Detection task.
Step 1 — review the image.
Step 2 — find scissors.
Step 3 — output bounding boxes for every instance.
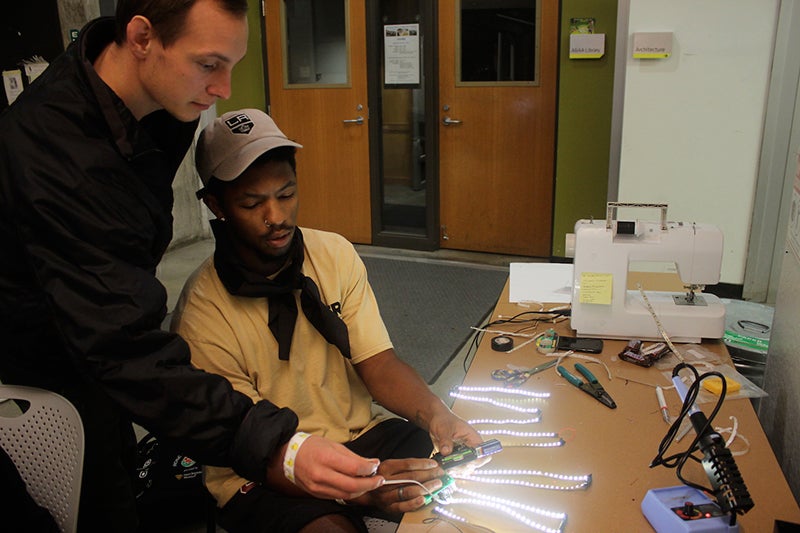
[557,363,617,409]
[491,359,557,387]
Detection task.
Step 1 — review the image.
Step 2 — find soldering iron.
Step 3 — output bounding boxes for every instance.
[670,364,754,521]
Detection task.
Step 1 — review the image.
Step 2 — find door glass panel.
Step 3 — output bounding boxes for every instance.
[459,0,537,84]
[378,0,427,235]
[284,0,348,86]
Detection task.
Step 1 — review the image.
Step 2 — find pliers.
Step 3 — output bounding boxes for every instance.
[557,363,617,409]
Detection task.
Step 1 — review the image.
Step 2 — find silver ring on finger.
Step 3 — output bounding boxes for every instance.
[398,486,405,501]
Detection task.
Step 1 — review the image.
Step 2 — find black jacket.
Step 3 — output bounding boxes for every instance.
[0,17,296,482]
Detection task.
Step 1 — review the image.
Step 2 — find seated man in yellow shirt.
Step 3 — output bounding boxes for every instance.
[171,108,481,532]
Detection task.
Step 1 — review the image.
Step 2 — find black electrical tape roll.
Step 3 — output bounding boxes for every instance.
[491,335,514,352]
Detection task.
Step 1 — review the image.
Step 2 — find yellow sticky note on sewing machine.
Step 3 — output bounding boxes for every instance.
[579,272,613,304]
[702,376,741,396]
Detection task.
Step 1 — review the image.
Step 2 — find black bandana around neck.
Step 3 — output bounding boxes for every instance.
[210,220,351,361]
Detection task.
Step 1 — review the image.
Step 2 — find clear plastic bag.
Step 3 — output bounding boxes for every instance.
[663,362,767,405]
[653,343,723,371]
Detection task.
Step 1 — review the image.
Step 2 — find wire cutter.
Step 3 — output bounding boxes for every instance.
[557,363,617,409]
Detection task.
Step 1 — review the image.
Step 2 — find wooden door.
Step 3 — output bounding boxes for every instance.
[438,0,557,256]
[264,0,371,243]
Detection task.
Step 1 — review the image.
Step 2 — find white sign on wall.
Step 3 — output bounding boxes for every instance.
[570,33,605,59]
[384,23,420,85]
[632,32,673,59]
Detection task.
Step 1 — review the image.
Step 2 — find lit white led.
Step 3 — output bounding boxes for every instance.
[433,486,567,533]
[455,487,567,520]
[431,506,470,527]
[502,440,565,448]
[468,417,541,425]
[448,392,541,413]
[477,430,559,439]
[476,432,565,447]
[450,386,547,413]
[454,468,592,491]
[452,385,550,398]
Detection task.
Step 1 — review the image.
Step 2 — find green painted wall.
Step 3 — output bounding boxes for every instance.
[219,0,266,115]
[552,0,617,257]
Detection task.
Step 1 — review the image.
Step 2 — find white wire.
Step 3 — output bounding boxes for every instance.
[549,352,613,380]
[381,478,436,497]
[716,416,751,456]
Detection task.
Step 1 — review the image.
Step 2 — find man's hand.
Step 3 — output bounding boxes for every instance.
[289,435,383,500]
[355,350,482,456]
[351,458,445,513]
[427,409,482,457]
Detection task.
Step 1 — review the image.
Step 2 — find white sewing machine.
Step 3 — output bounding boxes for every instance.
[570,203,725,343]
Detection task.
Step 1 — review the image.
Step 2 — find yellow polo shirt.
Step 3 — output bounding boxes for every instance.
[171,228,393,505]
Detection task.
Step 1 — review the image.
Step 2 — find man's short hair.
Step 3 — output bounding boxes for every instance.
[114,0,249,46]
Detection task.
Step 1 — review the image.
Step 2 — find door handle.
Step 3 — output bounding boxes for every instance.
[442,116,462,126]
[342,116,364,125]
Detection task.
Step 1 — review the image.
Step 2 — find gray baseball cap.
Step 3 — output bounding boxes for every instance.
[195,108,302,186]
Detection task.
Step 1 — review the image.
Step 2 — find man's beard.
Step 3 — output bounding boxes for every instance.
[251,225,295,272]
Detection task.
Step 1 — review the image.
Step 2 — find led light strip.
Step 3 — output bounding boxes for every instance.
[498,440,565,448]
[476,432,565,448]
[454,468,592,491]
[453,487,567,520]
[477,430,559,439]
[450,386,549,413]
[637,284,685,361]
[453,385,550,398]
[468,417,541,425]
[468,418,564,445]
[449,391,543,413]
[434,501,562,533]
[433,487,567,533]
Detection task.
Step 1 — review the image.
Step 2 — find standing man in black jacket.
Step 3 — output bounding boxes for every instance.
[0,1,388,530]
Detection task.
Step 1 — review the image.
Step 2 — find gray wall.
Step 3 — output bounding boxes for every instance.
[757,15,800,499]
[56,0,99,48]
[760,246,800,503]
[169,113,213,249]
[745,1,800,304]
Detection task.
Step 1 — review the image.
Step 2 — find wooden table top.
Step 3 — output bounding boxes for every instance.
[399,281,800,532]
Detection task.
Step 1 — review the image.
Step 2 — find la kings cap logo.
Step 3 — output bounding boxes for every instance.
[225,113,254,134]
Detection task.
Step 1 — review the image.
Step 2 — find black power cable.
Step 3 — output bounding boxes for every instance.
[650,363,754,525]
[462,309,571,374]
